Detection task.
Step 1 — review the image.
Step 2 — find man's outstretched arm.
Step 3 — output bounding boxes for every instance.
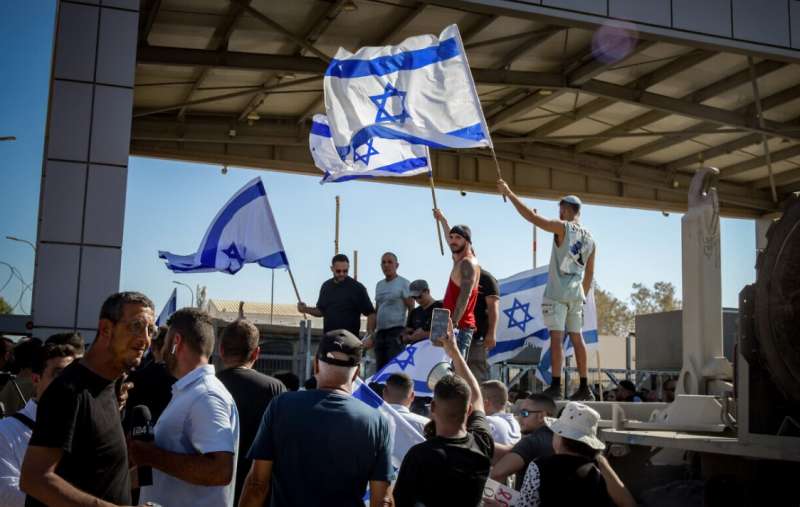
[497,180,564,235]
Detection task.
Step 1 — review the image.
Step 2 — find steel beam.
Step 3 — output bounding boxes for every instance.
[754,165,800,189]
[139,0,162,45]
[488,41,654,130]
[137,47,799,141]
[721,144,800,178]
[237,0,348,123]
[659,86,800,169]
[460,14,498,42]
[576,60,786,152]
[177,0,252,119]
[492,26,562,70]
[527,50,715,139]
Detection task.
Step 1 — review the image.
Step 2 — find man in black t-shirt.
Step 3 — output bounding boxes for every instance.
[217,318,286,506]
[467,270,500,381]
[491,393,556,490]
[298,254,375,337]
[21,291,156,507]
[394,320,494,507]
[402,279,443,344]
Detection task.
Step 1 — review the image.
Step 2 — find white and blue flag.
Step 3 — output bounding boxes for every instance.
[367,339,449,397]
[323,24,491,159]
[352,378,425,468]
[158,178,289,275]
[488,267,599,385]
[310,114,430,183]
[156,288,177,326]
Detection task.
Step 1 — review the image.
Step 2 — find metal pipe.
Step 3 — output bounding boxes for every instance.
[747,56,779,203]
[5,236,36,253]
[172,280,194,307]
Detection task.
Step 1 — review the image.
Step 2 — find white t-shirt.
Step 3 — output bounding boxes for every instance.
[486,412,522,445]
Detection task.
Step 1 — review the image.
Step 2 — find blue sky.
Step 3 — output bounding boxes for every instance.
[0,1,756,319]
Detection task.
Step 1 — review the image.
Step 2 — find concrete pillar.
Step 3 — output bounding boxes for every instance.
[31,0,139,343]
[678,168,728,395]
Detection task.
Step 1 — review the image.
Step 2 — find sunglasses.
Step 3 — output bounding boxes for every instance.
[516,409,544,418]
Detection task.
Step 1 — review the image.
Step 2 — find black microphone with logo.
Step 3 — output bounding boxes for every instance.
[130,405,154,487]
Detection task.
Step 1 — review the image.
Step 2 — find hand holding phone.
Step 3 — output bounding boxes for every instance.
[429,308,450,346]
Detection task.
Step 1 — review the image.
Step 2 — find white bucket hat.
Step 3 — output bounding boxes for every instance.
[546,401,605,450]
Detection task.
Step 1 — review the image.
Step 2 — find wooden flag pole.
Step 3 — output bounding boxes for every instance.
[287,267,307,320]
[334,195,341,254]
[428,173,445,256]
[489,146,507,202]
[354,250,359,280]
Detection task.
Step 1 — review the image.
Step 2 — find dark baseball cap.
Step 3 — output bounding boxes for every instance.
[409,279,429,297]
[317,329,363,367]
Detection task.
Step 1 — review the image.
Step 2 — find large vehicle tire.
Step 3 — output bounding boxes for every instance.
[754,195,800,401]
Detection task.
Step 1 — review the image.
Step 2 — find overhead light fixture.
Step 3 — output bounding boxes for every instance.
[539,90,553,96]
[343,0,358,12]
[247,111,260,126]
[279,72,296,80]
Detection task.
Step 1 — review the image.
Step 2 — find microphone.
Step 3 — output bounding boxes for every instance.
[130,405,154,487]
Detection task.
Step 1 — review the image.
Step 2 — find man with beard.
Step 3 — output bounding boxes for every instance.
[131,308,239,507]
[433,209,480,358]
[298,254,376,338]
[497,180,597,401]
[21,292,156,507]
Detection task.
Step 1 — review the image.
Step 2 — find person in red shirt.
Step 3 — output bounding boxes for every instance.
[434,209,480,358]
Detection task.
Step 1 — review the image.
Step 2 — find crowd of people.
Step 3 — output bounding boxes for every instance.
[0,190,647,506]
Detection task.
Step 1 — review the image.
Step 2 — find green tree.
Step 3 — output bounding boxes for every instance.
[594,285,633,336]
[0,296,11,315]
[630,281,681,316]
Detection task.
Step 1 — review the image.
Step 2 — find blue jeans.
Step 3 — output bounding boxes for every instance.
[456,327,475,359]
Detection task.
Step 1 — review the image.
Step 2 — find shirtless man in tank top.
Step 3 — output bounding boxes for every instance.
[433,209,481,358]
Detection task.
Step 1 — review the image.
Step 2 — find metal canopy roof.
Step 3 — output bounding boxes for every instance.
[132,0,800,218]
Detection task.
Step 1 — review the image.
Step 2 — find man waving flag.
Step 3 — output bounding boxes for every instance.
[323,24,491,159]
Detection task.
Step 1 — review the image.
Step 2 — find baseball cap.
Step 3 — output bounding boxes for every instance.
[409,279,429,297]
[317,329,363,367]
[560,195,582,208]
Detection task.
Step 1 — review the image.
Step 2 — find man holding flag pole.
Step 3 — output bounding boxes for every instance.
[496,180,597,401]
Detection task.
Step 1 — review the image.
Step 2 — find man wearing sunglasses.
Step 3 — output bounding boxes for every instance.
[298,253,376,339]
[490,393,556,490]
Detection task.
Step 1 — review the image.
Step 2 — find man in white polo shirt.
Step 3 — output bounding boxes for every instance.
[130,308,239,507]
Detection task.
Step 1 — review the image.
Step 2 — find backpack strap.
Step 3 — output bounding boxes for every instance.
[10,412,35,430]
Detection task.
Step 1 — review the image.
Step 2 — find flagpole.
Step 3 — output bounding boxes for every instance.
[354,250,359,281]
[532,209,538,268]
[286,267,307,319]
[334,195,341,255]
[428,173,445,256]
[489,146,508,203]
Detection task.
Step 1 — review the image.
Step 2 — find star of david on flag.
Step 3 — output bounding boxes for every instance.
[503,298,534,333]
[488,266,599,386]
[367,339,448,397]
[370,83,410,124]
[309,114,430,183]
[323,24,492,156]
[158,178,289,274]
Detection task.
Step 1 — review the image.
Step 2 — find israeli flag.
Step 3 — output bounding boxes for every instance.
[156,288,177,326]
[158,178,289,274]
[488,267,599,385]
[324,24,491,159]
[352,378,425,468]
[310,114,430,183]
[367,339,449,397]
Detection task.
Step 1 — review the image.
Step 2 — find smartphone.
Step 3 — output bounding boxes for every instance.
[429,308,450,346]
